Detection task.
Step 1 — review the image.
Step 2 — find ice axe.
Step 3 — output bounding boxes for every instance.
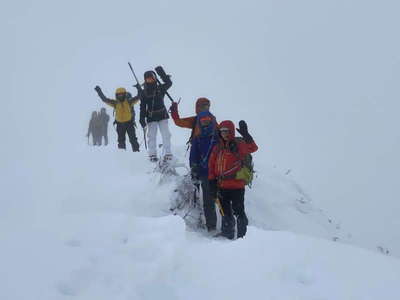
[215,197,225,217]
[128,62,141,90]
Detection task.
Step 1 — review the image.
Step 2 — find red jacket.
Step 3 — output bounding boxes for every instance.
[208,120,258,189]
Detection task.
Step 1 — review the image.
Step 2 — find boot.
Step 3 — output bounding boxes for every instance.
[118,143,126,149]
[236,214,248,238]
[221,216,235,240]
[149,155,158,162]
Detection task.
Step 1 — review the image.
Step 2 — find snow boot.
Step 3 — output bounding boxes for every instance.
[149,155,158,162]
[221,216,235,240]
[236,214,248,238]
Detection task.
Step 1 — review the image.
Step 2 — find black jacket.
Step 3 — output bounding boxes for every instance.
[139,77,172,123]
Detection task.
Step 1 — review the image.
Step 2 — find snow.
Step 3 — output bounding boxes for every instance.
[3,1,400,298]
[1,145,399,300]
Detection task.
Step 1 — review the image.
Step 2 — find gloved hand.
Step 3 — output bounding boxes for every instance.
[94,85,102,93]
[155,66,169,82]
[140,118,146,128]
[94,85,106,100]
[170,101,178,114]
[209,179,218,199]
[236,120,253,143]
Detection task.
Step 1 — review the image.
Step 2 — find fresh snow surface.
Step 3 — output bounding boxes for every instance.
[1,144,400,300]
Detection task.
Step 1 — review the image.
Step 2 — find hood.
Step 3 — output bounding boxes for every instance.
[115,87,127,95]
[195,97,210,114]
[218,120,235,140]
[144,70,156,80]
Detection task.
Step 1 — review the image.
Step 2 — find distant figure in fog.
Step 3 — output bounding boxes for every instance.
[98,107,110,146]
[87,111,102,146]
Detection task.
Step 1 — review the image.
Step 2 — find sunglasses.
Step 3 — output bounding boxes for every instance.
[219,128,230,134]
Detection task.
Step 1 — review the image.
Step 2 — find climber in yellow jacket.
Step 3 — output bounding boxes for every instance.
[94,86,140,151]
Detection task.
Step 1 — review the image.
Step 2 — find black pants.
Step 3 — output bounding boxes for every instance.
[116,121,139,151]
[200,176,217,231]
[219,188,248,239]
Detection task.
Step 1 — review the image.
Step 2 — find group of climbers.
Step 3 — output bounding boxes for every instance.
[170,99,258,239]
[94,66,172,160]
[86,108,110,146]
[92,65,258,239]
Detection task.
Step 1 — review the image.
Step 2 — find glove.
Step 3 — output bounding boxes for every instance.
[155,66,169,82]
[209,179,218,199]
[140,118,146,128]
[236,120,253,143]
[94,85,106,100]
[170,102,178,114]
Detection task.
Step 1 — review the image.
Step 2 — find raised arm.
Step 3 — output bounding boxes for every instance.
[169,102,196,129]
[155,66,172,91]
[236,120,258,155]
[94,86,116,107]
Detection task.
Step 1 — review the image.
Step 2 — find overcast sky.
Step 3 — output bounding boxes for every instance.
[2,0,400,249]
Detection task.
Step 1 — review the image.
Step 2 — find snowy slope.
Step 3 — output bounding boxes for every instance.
[1,144,399,300]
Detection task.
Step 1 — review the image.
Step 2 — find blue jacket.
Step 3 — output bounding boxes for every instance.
[189,111,219,177]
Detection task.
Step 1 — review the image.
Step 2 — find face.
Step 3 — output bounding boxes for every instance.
[145,76,156,84]
[198,103,210,113]
[220,128,230,141]
[116,93,126,101]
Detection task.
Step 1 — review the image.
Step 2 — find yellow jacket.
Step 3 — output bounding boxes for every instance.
[104,97,139,123]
